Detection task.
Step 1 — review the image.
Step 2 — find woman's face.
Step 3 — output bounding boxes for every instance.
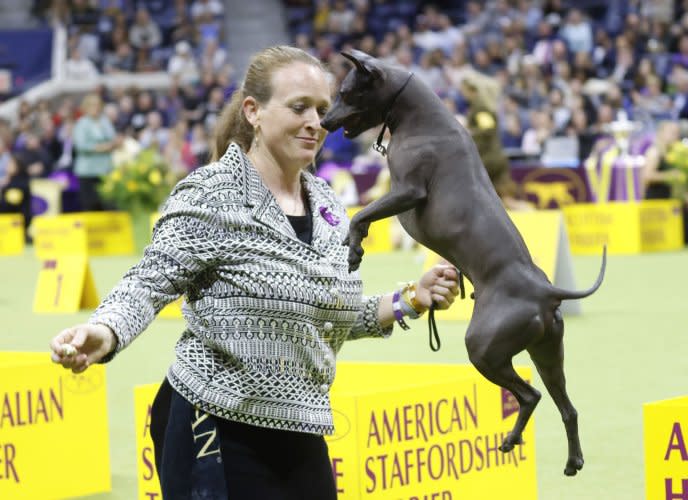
[86,98,103,117]
[250,62,331,170]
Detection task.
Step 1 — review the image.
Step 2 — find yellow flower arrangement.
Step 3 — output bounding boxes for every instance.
[99,148,177,213]
[664,140,688,200]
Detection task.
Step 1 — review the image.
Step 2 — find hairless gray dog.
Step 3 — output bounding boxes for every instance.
[321,50,606,477]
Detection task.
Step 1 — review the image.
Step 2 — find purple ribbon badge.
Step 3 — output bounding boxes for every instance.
[319,206,340,226]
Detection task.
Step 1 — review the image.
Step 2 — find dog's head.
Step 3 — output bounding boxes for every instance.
[321,49,391,138]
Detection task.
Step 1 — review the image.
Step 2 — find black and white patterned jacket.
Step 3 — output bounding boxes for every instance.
[90,143,392,435]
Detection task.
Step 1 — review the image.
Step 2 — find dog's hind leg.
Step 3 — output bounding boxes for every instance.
[527,309,583,476]
[466,315,543,453]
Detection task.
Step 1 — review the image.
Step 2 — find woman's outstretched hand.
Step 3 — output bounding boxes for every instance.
[50,324,116,373]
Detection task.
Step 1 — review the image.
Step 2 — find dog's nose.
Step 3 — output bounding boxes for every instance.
[320,116,335,132]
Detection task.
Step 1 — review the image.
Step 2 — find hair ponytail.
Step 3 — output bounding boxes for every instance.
[210,89,253,161]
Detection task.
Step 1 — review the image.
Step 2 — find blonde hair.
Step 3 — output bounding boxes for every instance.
[210,46,327,161]
[80,93,103,115]
[461,70,502,113]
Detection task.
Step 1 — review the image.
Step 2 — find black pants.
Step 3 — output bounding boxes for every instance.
[77,176,109,211]
[150,378,337,500]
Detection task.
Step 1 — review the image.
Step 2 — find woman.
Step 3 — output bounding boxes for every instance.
[50,46,459,499]
[72,93,119,211]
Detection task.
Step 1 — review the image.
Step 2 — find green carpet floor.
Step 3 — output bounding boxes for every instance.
[1,247,686,499]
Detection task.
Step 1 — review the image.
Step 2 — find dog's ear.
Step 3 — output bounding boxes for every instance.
[341,51,384,81]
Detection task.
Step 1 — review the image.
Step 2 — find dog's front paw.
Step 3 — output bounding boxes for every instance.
[499,434,523,453]
[348,244,364,273]
[564,456,584,476]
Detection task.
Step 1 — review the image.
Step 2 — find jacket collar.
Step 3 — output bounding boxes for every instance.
[222,143,343,254]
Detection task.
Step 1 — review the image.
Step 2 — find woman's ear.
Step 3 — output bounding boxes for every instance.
[242,96,260,127]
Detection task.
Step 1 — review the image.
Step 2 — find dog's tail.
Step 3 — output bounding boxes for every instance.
[550,246,606,300]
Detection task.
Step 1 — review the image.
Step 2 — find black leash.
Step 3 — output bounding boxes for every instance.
[428,269,467,352]
[373,73,414,157]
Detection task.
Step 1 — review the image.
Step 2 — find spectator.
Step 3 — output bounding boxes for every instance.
[130,91,157,133]
[531,19,556,66]
[190,0,224,24]
[188,122,209,167]
[501,113,524,149]
[103,42,136,73]
[521,109,554,155]
[610,36,637,87]
[202,86,225,131]
[327,0,355,35]
[566,107,597,161]
[444,43,474,92]
[16,132,53,178]
[199,37,227,73]
[65,47,99,80]
[592,27,616,78]
[129,8,162,51]
[38,114,64,167]
[162,120,194,176]
[559,9,594,55]
[139,111,170,151]
[180,83,205,126]
[549,86,572,133]
[168,41,200,86]
[415,50,448,95]
[632,74,672,121]
[72,94,119,211]
[170,13,200,47]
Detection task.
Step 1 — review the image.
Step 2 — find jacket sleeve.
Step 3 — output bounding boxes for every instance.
[346,293,394,340]
[89,173,235,360]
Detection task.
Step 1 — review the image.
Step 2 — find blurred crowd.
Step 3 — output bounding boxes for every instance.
[3,0,688,237]
[0,0,234,229]
[282,0,688,167]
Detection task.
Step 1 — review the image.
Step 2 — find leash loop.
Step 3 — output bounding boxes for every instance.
[428,304,441,352]
[427,269,467,352]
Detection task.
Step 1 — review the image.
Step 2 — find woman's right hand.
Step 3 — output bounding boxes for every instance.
[50,324,117,374]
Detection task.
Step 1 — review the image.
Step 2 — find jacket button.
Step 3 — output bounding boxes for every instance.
[323,354,334,367]
[319,383,329,394]
[323,321,333,332]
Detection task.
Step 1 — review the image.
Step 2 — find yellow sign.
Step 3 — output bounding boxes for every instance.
[78,211,135,256]
[644,396,688,500]
[328,363,537,499]
[0,214,25,255]
[346,207,394,254]
[0,352,111,499]
[33,256,99,313]
[134,364,536,499]
[563,200,684,255]
[424,210,581,321]
[32,214,89,258]
[134,384,162,500]
[32,212,135,258]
